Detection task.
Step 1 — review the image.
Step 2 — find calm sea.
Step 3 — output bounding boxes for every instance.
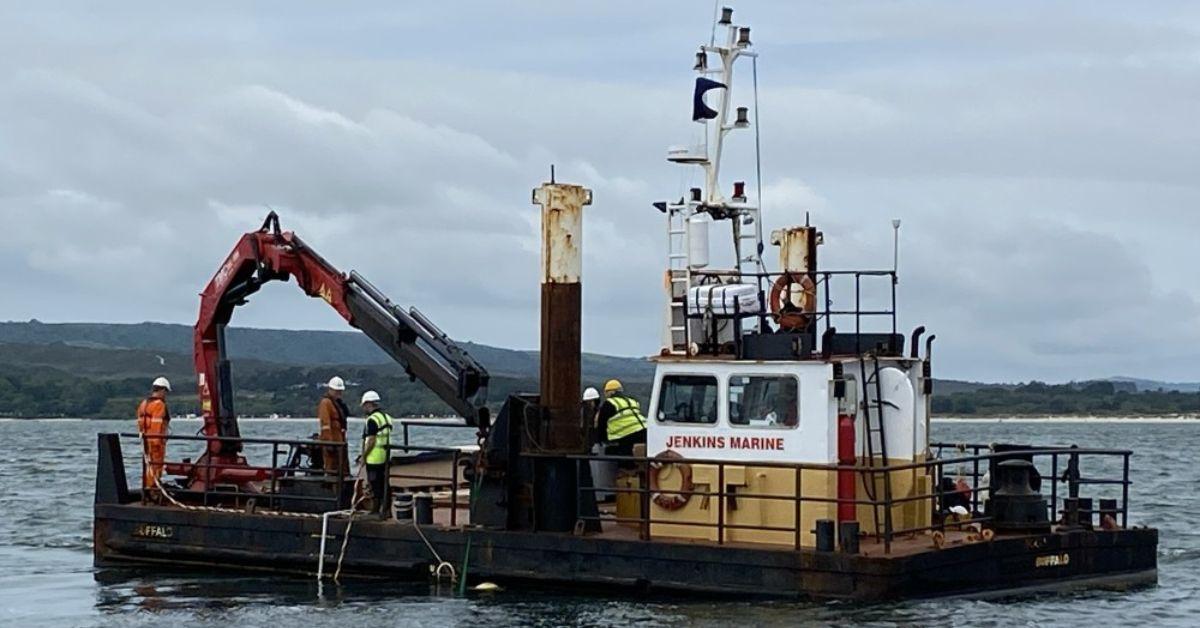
[0,418,1195,627]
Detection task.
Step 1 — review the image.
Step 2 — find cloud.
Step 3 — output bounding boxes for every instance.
[0,1,1197,383]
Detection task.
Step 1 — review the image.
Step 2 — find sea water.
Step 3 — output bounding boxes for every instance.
[0,418,1195,627]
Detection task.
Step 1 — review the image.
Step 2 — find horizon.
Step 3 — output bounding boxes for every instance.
[4,317,1196,388]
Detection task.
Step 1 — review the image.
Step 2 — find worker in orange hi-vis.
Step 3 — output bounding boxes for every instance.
[316,376,350,477]
[136,377,172,493]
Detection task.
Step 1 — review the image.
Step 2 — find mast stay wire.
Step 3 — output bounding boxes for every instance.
[752,55,768,276]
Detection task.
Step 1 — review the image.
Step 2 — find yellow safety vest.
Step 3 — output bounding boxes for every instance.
[364,411,394,465]
[606,395,646,442]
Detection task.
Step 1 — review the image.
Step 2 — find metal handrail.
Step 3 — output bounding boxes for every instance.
[681,268,900,357]
[541,445,1134,553]
[123,429,474,516]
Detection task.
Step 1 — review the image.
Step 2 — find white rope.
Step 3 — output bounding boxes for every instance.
[332,465,368,582]
[143,444,453,584]
[413,513,457,583]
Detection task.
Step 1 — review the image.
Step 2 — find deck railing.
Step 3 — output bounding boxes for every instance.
[112,432,1133,556]
[685,268,899,356]
[120,428,472,517]
[531,444,1133,554]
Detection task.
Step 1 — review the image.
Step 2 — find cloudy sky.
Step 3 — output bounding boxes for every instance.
[1,1,1198,383]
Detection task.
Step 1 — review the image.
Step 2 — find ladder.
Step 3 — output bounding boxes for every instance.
[665,206,692,354]
[732,208,767,336]
[859,353,895,551]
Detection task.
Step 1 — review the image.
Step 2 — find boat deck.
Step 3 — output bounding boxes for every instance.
[425,495,972,558]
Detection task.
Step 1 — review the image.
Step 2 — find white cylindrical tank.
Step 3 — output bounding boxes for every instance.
[859,366,916,460]
[688,214,710,269]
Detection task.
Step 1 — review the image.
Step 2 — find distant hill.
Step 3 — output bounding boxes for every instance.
[0,320,654,418]
[1,321,1196,419]
[0,320,655,381]
[1105,377,1200,393]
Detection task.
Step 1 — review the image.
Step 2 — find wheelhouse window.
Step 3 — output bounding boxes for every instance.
[728,375,799,428]
[656,375,719,424]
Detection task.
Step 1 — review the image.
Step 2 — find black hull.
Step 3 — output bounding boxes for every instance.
[93,503,1157,601]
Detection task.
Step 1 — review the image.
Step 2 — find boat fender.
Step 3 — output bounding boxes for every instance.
[768,273,816,331]
[649,450,693,511]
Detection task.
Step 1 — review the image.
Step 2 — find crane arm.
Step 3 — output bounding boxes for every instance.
[193,212,490,456]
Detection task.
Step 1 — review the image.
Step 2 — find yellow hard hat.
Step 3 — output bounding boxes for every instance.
[604,379,623,393]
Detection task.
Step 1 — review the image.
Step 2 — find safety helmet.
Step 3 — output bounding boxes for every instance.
[360,390,381,406]
[604,379,623,394]
[582,387,600,401]
[327,376,346,391]
[152,376,171,391]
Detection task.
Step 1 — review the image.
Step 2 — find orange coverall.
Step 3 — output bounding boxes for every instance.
[136,396,169,490]
[316,394,349,476]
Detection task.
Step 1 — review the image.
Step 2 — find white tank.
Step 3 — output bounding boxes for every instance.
[859,366,916,460]
[688,214,710,269]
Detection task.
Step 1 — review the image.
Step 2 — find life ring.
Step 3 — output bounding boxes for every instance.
[649,449,693,511]
[768,273,816,331]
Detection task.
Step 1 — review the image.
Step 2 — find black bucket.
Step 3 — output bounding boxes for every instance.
[392,492,414,521]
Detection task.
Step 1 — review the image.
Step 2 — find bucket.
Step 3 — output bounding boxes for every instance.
[614,472,641,525]
[589,444,616,502]
[392,492,414,520]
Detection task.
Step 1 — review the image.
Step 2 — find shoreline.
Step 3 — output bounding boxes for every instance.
[4,415,1200,423]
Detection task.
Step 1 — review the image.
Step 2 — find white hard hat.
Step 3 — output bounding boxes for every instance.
[327,376,346,391]
[152,376,171,391]
[582,387,600,401]
[360,390,381,405]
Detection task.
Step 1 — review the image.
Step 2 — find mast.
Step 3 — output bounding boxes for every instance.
[661,6,763,355]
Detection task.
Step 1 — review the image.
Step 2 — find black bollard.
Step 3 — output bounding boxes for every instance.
[1063,497,1081,529]
[1078,497,1093,530]
[414,492,433,525]
[814,519,835,552]
[839,521,860,554]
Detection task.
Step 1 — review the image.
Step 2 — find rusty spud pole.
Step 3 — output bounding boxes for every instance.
[532,180,592,453]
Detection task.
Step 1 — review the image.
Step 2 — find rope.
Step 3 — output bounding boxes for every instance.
[458,470,484,596]
[413,512,456,584]
[332,463,368,582]
[147,452,323,519]
[143,439,456,585]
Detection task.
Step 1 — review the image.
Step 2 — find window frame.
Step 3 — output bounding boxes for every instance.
[653,372,722,427]
[725,372,801,430]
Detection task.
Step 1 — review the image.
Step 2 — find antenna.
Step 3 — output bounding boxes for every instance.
[753,55,763,227]
[891,219,902,282]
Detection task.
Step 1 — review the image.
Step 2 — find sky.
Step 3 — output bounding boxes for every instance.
[1,1,1198,383]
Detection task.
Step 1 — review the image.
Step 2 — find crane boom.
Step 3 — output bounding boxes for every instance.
[194,212,490,460]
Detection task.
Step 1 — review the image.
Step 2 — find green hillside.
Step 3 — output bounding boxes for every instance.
[1,321,1196,419]
[0,320,655,379]
[0,321,653,419]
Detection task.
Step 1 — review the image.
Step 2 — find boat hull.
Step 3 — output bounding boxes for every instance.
[93,502,1157,601]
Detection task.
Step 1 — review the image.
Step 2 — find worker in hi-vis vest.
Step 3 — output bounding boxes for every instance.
[359,390,394,514]
[598,379,647,460]
[136,377,172,492]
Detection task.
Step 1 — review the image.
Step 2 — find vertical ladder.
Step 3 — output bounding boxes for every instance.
[732,208,767,335]
[666,207,692,354]
[859,353,895,551]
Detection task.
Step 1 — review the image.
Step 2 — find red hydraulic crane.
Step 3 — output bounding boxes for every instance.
[179,212,490,490]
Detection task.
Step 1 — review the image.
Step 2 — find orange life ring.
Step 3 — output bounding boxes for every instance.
[649,450,693,511]
[768,273,816,331]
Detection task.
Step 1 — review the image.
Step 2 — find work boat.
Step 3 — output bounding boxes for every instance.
[94,8,1157,600]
